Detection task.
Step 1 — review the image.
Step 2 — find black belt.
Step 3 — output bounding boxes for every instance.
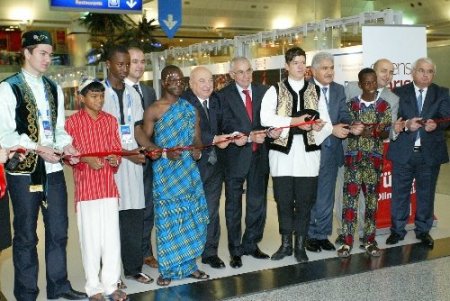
[413,146,422,152]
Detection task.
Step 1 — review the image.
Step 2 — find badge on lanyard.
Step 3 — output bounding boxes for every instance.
[42,120,53,139]
[120,124,132,144]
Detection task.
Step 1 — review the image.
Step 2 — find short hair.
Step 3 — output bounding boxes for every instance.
[412,57,436,73]
[161,65,182,81]
[285,47,306,64]
[79,81,105,96]
[229,57,250,71]
[311,52,334,69]
[358,68,376,82]
[105,45,129,61]
[127,46,144,53]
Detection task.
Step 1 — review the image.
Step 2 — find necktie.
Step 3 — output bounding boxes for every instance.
[202,99,209,120]
[322,87,329,105]
[242,89,257,151]
[416,89,423,142]
[242,89,253,122]
[133,84,145,109]
[417,89,423,114]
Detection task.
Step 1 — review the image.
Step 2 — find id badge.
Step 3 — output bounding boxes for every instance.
[42,120,53,139]
[120,124,132,144]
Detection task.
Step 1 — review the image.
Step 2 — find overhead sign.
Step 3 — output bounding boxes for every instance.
[49,0,142,14]
[158,0,182,39]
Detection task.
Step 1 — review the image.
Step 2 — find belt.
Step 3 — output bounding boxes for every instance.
[413,146,422,152]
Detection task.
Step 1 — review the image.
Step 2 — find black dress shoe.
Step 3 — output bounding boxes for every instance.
[49,288,88,300]
[202,255,226,269]
[305,238,321,252]
[416,233,434,247]
[386,233,404,245]
[230,255,242,268]
[319,239,336,251]
[244,247,270,259]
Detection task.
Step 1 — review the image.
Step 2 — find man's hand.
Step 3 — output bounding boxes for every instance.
[166,147,183,160]
[405,117,423,132]
[267,128,282,139]
[82,157,104,170]
[394,117,405,134]
[424,119,437,132]
[332,124,351,139]
[126,148,146,164]
[213,134,233,149]
[37,145,61,163]
[350,122,364,136]
[105,154,119,167]
[145,146,162,160]
[63,144,80,165]
[291,115,312,131]
[250,130,266,144]
[312,119,326,132]
[190,149,202,161]
[232,132,248,146]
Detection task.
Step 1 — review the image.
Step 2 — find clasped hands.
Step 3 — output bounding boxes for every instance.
[290,114,326,132]
[394,117,436,133]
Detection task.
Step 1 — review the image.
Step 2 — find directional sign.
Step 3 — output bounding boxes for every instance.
[50,0,142,14]
[158,0,182,39]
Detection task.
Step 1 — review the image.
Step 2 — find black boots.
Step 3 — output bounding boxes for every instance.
[271,234,293,260]
[294,235,309,263]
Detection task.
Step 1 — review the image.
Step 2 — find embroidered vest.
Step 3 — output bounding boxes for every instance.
[2,72,58,174]
[270,79,321,154]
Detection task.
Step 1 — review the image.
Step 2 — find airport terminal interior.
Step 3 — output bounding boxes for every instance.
[1,0,450,300]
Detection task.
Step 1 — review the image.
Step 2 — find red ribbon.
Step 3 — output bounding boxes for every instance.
[0,164,6,199]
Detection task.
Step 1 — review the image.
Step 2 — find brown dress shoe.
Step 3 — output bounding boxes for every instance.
[144,256,159,268]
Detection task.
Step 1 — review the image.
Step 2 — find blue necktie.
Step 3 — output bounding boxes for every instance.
[322,87,329,107]
[416,89,423,142]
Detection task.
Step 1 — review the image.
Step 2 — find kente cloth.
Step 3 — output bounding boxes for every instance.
[153,98,209,279]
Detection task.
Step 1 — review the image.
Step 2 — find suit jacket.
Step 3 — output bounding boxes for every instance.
[387,82,450,166]
[182,89,223,179]
[140,82,157,110]
[345,81,399,139]
[218,81,269,178]
[315,80,351,167]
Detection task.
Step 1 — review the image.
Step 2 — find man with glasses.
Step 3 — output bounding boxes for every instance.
[218,57,270,268]
[386,57,450,247]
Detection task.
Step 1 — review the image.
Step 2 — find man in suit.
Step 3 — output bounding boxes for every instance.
[306,52,352,253]
[386,57,450,247]
[125,46,158,268]
[218,57,270,268]
[182,66,232,269]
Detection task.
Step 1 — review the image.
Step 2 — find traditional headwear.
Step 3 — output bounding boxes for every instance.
[78,76,101,93]
[21,30,53,48]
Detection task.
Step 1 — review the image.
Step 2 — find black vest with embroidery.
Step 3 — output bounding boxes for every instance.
[270,79,321,154]
[2,72,58,174]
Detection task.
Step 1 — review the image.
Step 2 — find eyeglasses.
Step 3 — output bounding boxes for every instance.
[232,68,253,76]
[415,68,434,75]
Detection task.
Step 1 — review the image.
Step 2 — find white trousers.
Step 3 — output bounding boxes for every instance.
[77,198,121,296]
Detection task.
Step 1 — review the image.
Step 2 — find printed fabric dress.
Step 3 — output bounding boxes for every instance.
[153,98,209,279]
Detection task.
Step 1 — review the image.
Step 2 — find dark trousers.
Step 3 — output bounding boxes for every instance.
[391,152,439,237]
[119,209,144,276]
[7,171,71,301]
[225,155,267,256]
[0,192,11,251]
[272,176,318,236]
[200,163,224,259]
[309,157,339,240]
[142,159,155,258]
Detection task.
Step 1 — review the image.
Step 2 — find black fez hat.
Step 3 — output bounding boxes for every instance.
[21,30,53,48]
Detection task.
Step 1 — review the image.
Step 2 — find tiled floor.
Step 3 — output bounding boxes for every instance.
[1,138,450,300]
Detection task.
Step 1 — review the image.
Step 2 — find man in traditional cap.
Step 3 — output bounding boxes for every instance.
[0,30,87,300]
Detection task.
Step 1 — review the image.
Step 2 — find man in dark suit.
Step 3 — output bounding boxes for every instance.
[306,52,352,252]
[182,66,233,269]
[218,57,270,268]
[386,57,450,247]
[125,46,158,268]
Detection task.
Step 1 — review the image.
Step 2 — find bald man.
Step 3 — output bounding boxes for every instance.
[181,66,232,268]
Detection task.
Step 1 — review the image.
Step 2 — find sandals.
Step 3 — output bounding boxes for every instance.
[89,293,106,301]
[125,272,154,284]
[337,244,352,258]
[364,243,382,257]
[116,279,127,290]
[189,270,210,280]
[157,274,172,286]
[108,289,127,301]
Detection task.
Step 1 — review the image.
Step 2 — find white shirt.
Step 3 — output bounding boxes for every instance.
[260,77,332,177]
[0,69,72,174]
[102,81,145,210]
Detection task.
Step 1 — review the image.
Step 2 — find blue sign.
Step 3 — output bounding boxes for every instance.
[50,0,142,14]
[158,0,182,39]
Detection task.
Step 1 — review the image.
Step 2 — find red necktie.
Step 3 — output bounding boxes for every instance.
[0,164,6,198]
[242,89,258,152]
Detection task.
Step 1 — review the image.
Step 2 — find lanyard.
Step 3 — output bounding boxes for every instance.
[105,80,133,124]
